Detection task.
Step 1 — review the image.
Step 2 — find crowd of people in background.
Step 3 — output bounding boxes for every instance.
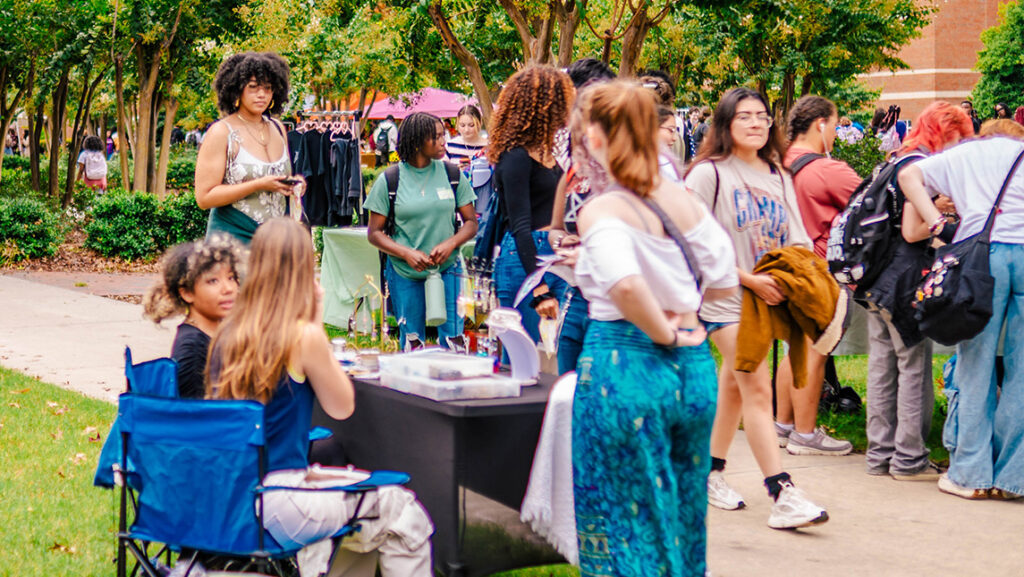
[116,47,1024,577]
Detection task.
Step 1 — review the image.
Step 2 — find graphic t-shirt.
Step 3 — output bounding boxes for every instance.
[685,156,811,322]
[364,160,476,280]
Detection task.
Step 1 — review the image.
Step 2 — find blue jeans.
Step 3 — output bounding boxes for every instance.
[557,286,590,375]
[948,243,1024,494]
[494,231,567,343]
[385,259,462,350]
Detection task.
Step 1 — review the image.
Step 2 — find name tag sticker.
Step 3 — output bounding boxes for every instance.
[437,187,455,200]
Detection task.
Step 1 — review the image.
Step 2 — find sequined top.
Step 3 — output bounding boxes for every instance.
[222,120,290,225]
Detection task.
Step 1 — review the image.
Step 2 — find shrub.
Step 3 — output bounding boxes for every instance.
[833,134,886,179]
[1,155,32,172]
[84,189,209,260]
[0,196,64,263]
[84,189,161,259]
[165,157,196,191]
[0,169,38,200]
[157,191,208,247]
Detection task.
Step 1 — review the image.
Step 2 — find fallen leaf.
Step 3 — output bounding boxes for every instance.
[47,403,69,415]
[57,468,66,478]
[51,428,64,441]
[46,401,58,408]
[7,402,20,409]
[49,542,77,555]
[83,426,101,442]
[9,388,30,394]
[70,453,87,465]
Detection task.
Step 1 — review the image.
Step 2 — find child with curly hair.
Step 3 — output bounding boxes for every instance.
[143,235,245,398]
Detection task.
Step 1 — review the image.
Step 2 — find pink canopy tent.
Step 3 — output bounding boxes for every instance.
[364,87,477,120]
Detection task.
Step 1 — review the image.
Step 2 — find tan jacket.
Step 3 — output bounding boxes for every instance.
[735,246,848,389]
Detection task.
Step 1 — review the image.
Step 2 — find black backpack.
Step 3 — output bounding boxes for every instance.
[382,161,462,237]
[825,152,925,288]
[788,152,825,176]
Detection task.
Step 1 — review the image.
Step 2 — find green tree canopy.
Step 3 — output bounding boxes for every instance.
[972,0,1024,117]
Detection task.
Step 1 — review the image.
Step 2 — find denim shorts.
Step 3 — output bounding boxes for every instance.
[702,320,737,335]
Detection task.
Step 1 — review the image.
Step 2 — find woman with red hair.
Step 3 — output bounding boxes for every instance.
[861,101,973,481]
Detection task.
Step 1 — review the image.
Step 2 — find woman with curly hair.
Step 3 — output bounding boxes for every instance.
[489,66,575,342]
[195,52,305,243]
[143,235,245,398]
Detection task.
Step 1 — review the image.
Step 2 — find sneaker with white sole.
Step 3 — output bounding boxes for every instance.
[707,471,745,510]
[890,461,945,481]
[768,481,829,529]
[774,423,792,448]
[937,473,989,500]
[786,428,853,456]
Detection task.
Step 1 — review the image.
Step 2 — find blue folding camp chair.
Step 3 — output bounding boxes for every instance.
[114,393,410,577]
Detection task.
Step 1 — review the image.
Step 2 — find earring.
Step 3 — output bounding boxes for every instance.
[269,99,275,109]
[234,98,240,109]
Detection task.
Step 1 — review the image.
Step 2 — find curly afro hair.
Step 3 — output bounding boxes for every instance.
[488,66,575,165]
[214,52,290,116]
[397,112,443,163]
[143,235,246,325]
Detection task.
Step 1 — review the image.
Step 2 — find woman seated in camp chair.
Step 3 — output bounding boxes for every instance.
[207,218,434,577]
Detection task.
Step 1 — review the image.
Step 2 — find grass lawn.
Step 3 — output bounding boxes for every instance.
[0,351,950,576]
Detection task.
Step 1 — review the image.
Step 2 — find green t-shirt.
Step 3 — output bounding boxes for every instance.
[365,160,476,280]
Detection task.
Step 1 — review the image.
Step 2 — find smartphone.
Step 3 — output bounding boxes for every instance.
[280,177,301,186]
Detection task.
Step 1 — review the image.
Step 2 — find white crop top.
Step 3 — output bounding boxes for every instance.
[575,212,738,321]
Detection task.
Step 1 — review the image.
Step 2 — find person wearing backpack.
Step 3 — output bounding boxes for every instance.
[772,96,861,457]
[373,115,399,167]
[898,120,1024,501]
[684,87,830,529]
[859,102,973,481]
[365,112,477,350]
[77,135,109,192]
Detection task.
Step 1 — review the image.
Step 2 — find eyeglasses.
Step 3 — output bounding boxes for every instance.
[734,112,773,127]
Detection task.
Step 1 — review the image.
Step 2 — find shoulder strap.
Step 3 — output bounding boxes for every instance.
[443,161,461,196]
[383,165,401,236]
[789,152,825,176]
[983,148,1024,237]
[640,197,704,291]
[710,160,721,214]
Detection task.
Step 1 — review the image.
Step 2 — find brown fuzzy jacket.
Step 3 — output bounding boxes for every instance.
[735,246,848,389]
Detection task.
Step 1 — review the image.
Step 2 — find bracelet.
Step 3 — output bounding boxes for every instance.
[928,214,947,237]
[529,292,555,309]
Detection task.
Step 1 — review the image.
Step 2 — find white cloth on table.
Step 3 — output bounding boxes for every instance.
[520,372,578,565]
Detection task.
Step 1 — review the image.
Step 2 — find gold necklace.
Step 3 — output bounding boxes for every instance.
[236,113,269,150]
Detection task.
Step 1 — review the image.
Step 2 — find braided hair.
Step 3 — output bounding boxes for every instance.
[487,66,575,165]
[396,112,443,163]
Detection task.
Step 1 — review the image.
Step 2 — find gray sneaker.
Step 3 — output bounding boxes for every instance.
[891,461,945,481]
[774,422,792,448]
[786,428,853,456]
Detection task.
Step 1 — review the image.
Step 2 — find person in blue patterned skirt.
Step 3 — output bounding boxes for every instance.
[569,80,739,576]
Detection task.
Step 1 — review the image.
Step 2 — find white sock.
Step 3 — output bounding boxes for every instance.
[794,431,816,441]
[776,422,795,432]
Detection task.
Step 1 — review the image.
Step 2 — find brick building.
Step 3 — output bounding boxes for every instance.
[859,0,1002,120]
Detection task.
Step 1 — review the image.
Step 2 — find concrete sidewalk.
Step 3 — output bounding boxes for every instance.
[1,273,1022,576]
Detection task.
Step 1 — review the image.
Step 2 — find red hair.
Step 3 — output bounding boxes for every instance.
[899,101,973,154]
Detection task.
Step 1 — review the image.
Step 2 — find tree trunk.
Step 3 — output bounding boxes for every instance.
[47,72,70,199]
[800,75,813,97]
[133,46,162,193]
[147,91,160,192]
[30,102,43,190]
[155,96,178,198]
[619,2,660,78]
[427,1,495,125]
[0,63,33,186]
[496,0,555,65]
[115,57,131,190]
[554,0,585,67]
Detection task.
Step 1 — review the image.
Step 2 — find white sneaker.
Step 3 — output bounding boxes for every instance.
[785,428,853,456]
[767,481,829,529]
[707,471,745,510]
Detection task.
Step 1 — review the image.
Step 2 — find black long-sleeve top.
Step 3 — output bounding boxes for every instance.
[494,147,563,275]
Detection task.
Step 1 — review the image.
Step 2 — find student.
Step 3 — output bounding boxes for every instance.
[572,79,738,577]
[773,95,859,457]
[489,66,575,343]
[194,52,305,243]
[366,112,477,350]
[77,136,109,192]
[143,236,244,399]
[899,118,1024,501]
[208,218,434,576]
[684,87,829,528]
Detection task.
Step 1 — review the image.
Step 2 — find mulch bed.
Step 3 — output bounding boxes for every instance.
[1,228,158,275]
